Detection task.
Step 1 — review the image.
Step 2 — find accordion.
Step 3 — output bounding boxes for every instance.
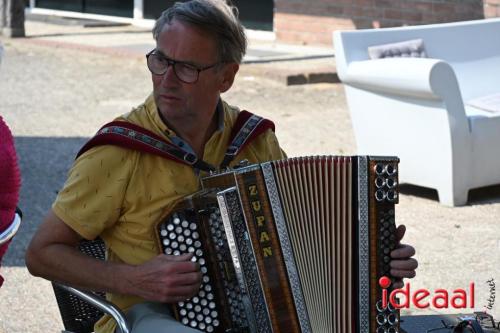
[155,156,400,333]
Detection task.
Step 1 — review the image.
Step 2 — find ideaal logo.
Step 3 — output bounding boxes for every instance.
[379,276,475,309]
[379,276,497,311]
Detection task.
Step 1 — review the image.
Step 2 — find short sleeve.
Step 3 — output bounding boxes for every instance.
[266,130,287,160]
[52,145,136,240]
[248,128,287,163]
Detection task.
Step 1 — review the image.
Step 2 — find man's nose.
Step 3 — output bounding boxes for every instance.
[160,65,180,86]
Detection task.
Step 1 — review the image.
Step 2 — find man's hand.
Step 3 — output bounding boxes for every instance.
[26,210,202,302]
[390,224,418,289]
[126,252,202,303]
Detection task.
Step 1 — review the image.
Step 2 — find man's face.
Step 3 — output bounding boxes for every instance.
[152,19,235,124]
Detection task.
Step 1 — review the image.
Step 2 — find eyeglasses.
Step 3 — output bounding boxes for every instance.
[146,50,219,84]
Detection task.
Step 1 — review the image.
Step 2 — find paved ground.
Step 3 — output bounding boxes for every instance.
[1,19,500,333]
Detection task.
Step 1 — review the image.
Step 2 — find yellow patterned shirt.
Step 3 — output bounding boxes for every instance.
[52,94,285,333]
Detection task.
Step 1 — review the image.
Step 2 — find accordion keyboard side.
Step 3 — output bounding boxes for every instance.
[367,156,400,333]
[156,191,254,333]
[217,187,272,333]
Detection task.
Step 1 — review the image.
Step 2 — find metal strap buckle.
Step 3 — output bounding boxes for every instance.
[226,145,238,156]
[183,153,198,165]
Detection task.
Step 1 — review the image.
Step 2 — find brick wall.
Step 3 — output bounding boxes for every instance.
[275,0,500,46]
[485,0,500,17]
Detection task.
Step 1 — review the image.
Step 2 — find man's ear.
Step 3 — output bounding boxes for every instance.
[219,63,239,93]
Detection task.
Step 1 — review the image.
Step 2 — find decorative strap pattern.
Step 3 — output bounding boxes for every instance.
[220,111,275,169]
[76,121,216,172]
[77,111,274,172]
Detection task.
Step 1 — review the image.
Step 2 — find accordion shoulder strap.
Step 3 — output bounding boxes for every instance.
[76,121,216,171]
[220,110,275,169]
[76,111,274,171]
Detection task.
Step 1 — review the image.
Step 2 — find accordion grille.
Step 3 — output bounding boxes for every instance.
[273,156,353,333]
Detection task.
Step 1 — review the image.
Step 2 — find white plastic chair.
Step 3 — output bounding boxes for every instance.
[333,18,500,206]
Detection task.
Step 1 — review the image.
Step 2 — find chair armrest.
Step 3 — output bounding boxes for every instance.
[55,283,131,333]
[342,58,458,100]
[0,212,21,245]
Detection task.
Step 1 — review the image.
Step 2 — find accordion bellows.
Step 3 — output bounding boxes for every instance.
[156,156,400,333]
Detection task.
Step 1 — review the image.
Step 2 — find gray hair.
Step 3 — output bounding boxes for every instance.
[153,0,247,64]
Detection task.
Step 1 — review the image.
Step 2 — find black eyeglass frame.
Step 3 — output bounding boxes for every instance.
[146,49,220,84]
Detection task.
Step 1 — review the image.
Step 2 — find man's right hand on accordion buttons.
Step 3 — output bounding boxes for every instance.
[389,224,418,289]
[127,252,202,303]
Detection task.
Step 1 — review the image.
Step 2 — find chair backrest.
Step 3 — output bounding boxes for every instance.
[52,238,106,333]
[333,18,500,100]
[334,18,500,69]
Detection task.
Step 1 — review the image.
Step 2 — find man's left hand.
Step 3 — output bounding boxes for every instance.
[390,224,418,289]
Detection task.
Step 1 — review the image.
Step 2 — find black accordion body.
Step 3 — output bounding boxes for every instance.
[155,156,400,333]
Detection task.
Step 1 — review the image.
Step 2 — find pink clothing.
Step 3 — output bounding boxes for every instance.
[0,116,21,286]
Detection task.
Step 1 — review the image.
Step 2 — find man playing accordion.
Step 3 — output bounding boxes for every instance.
[25,1,417,332]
